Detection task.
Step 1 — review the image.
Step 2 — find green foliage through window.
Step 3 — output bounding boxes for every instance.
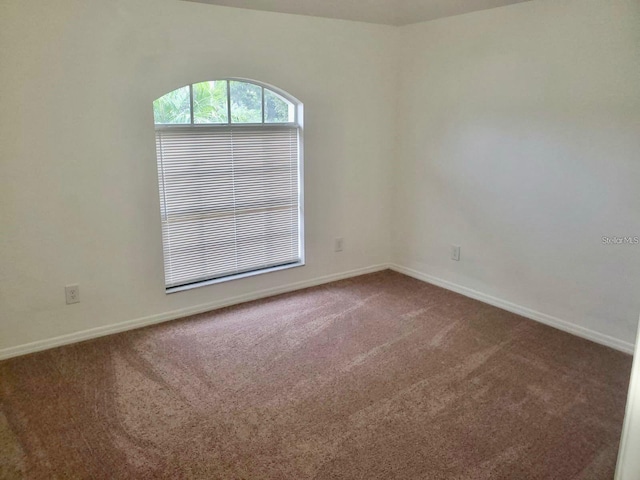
[193,81,228,124]
[230,81,262,123]
[154,80,295,126]
[265,89,292,123]
[153,86,190,124]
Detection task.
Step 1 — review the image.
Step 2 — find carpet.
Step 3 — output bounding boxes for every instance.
[0,270,632,479]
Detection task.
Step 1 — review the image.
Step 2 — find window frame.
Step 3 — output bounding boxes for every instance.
[153,78,305,293]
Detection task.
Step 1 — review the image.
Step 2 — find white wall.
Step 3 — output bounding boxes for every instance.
[616,316,640,479]
[2,0,638,357]
[0,0,396,353]
[393,0,640,347]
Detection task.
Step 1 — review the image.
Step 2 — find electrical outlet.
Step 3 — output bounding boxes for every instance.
[334,237,344,252]
[65,284,80,304]
[451,245,461,261]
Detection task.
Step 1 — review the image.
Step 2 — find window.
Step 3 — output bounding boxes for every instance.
[153,79,303,292]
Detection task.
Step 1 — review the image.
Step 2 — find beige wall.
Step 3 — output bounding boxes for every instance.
[1,0,638,357]
[0,0,396,353]
[393,0,640,347]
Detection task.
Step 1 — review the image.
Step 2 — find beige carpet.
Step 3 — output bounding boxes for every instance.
[0,270,632,479]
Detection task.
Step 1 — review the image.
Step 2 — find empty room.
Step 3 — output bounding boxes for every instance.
[1,0,639,478]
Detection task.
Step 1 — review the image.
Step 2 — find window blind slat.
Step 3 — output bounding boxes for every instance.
[156,126,300,289]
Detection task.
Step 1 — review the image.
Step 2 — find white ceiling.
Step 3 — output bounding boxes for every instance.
[183,0,533,26]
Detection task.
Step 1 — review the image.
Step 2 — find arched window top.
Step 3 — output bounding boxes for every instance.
[153,79,298,126]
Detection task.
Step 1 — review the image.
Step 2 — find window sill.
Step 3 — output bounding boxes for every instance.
[165,261,305,294]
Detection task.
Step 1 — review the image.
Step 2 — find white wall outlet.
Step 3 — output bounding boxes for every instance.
[65,284,80,304]
[334,237,344,252]
[451,245,461,261]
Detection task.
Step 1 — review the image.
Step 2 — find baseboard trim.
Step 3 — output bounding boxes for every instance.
[0,264,391,361]
[3,263,632,360]
[390,264,634,354]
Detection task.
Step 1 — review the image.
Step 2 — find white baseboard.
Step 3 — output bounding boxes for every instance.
[0,264,391,361]
[2,262,632,360]
[389,264,634,355]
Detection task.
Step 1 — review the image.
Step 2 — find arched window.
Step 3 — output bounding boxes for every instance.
[153,79,303,292]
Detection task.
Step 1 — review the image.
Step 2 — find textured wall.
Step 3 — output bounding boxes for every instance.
[0,0,396,351]
[1,0,638,355]
[393,0,640,344]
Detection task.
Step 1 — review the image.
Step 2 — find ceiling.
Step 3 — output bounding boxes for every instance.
[183,0,533,26]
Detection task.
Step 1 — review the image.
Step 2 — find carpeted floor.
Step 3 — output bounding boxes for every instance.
[0,270,632,479]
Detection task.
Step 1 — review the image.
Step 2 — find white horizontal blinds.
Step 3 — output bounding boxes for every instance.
[156,125,300,288]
